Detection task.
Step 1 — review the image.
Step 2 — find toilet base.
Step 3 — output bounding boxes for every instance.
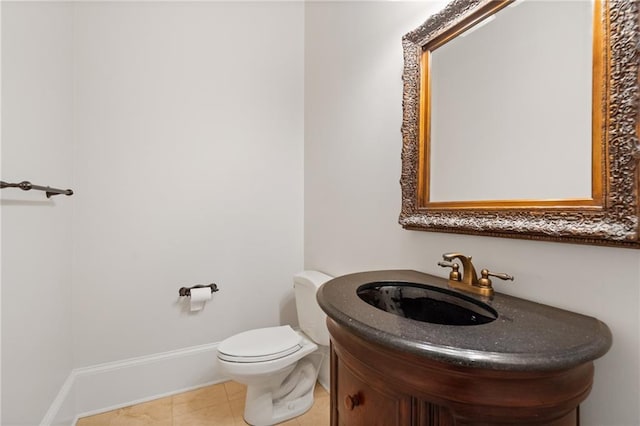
[244,388,314,426]
[242,352,324,426]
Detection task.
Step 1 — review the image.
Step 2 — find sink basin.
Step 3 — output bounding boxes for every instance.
[357,281,498,326]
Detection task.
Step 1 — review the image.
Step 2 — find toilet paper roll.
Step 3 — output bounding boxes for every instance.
[190,287,212,312]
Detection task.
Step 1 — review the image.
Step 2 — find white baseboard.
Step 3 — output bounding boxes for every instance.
[40,341,332,426]
[40,342,227,426]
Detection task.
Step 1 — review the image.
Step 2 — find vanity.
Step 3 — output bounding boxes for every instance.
[317,269,612,426]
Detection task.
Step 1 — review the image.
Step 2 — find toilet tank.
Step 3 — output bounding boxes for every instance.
[294,270,333,346]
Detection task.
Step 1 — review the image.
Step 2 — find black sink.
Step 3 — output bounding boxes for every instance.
[357,282,498,326]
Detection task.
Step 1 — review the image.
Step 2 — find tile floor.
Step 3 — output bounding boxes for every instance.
[76,381,330,426]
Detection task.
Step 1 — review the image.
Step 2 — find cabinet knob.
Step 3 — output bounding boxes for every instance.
[344,393,362,410]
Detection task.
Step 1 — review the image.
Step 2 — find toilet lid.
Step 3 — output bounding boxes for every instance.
[218,326,303,362]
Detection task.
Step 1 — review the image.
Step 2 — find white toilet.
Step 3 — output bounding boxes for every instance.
[217,271,332,426]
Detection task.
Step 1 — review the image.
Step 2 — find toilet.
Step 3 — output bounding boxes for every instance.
[217,271,332,426]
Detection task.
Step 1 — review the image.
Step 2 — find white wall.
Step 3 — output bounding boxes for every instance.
[304,2,640,425]
[71,1,304,366]
[1,2,75,424]
[2,1,304,422]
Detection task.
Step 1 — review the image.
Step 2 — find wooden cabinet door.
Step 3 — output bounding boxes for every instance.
[334,357,411,426]
[329,319,586,426]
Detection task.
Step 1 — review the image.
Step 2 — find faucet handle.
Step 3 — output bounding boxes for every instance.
[478,269,514,288]
[438,261,461,281]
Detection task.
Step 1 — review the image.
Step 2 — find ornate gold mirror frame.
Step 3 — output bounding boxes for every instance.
[399,0,640,247]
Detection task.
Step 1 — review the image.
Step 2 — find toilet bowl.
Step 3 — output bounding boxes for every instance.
[217,271,332,426]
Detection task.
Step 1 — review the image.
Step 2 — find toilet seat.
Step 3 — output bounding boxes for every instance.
[218,326,303,363]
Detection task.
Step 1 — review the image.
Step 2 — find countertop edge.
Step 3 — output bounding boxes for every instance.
[317,270,613,372]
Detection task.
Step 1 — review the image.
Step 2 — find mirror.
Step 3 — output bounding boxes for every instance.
[430,0,593,202]
[399,0,640,247]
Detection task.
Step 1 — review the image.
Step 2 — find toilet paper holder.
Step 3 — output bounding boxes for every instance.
[178,283,219,297]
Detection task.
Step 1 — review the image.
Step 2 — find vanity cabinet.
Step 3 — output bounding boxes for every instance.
[335,357,413,426]
[319,270,610,426]
[329,318,587,426]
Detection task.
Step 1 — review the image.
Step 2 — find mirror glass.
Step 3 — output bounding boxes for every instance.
[400,0,640,247]
[429,0,593,202]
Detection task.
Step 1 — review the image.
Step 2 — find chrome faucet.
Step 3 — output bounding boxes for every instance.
[438,252,513,297]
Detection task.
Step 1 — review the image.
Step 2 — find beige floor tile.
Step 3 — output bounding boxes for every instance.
[223,380,247,402]
[173,402,235,426]
[313,382,329,398]
[77,397,172,426]
[78,381,329,426]
[229,397,247,425]
[276,419,300,425]
[232,414,250,424]
[173,383,229,417]
[76,411,119,426]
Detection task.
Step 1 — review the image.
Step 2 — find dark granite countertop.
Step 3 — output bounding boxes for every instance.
[317,270,612,371]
